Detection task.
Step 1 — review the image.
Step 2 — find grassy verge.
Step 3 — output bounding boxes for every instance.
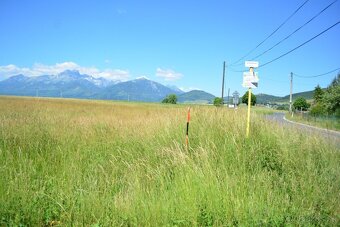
[238,104,284,115]
[286,112,340,131]
[0,96,339,226]
[252,106,284,115]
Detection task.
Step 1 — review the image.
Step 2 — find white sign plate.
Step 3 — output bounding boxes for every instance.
[242,72,259,88]
[242,82,257,88]
[245,61,259,68]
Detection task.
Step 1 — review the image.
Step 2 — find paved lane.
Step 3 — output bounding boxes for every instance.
[265,112,340,147]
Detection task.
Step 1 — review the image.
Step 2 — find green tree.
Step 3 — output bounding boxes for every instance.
[293,97,310,111]
[322,74,340,116]
[310,103,325,116]
[162,94,177,104]
[161,98,168,103]
[313,85,324,103]
[213,97,223,107]
[242,91,256,106]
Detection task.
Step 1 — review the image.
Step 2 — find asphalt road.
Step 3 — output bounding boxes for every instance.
[265,112,340,148]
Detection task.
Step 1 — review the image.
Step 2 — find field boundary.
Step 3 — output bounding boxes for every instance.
[283,115,340,136]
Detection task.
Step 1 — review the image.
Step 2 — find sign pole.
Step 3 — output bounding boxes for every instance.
[246,67,254,138]
[243,61,259,138]
[246,87,252,137]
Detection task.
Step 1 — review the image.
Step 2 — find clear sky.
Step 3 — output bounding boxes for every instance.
[0,0,339,96]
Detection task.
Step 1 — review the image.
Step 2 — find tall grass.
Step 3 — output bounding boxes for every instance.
[0,96,339,226]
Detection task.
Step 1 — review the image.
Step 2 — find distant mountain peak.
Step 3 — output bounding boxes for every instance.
[177,90,215,104]
[59,69,80,74]
[11,74,26,79]
[189,89,203,92]
[135,76,150,80]
[166,85,184,94]
[58,70,83,78]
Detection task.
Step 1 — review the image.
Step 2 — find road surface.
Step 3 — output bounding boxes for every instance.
[265,112,340,148]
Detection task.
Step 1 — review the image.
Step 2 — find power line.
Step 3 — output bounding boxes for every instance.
[229,66,244,73]
[230,0,311,66]
[294,67,340,78]
[250,0,338,61]
[259,20,340,68]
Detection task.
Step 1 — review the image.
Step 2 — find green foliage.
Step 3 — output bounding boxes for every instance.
[322,74,340,116]
[242,91,256,106]
[162,94,177,104]
[213,97,223,107]
[276,105,289,111]
[293,97,310,111]
[313,85,324,103]
[310,103,325,116]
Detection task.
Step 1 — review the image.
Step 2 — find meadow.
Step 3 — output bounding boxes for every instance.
[0,96,339,226]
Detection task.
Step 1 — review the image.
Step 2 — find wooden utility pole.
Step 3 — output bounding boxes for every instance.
[289,72,293,114]
[221,61,226,105]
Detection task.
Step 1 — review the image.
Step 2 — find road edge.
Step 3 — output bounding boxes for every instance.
[283,115,340,136]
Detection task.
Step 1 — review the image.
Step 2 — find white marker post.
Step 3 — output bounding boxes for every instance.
[243,61,259,138]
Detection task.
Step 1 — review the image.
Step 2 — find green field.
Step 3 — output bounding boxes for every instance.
[0,96,339,226]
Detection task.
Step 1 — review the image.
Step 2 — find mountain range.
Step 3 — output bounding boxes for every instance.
[0,70,216,103]
[0,70,315,104]
[256,89,318,104]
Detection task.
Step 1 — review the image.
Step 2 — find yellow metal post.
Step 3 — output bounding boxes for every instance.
[246,67,254,138]
[246,87,251,137]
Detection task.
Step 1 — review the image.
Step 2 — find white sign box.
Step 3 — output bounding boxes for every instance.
[242,72,259,88]
[245,61,259,68]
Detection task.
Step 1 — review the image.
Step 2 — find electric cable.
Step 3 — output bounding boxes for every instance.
[294,67,340,78]
[230,0,311,66]
[259,20,340,68]
[250,0,338,61]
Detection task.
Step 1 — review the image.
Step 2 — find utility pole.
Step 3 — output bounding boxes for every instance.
[221,61,226,105]
[289,72,293,115]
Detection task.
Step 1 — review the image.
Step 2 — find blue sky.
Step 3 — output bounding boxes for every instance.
[0,0,339,96]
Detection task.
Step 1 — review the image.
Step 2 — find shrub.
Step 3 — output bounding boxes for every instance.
[162,94,177,104]
[293,97,310,111]
[213,97,223,107]
[310,103,325,116]
[322,75,340,116]
[242,91,256,106]
[313,85,324,103]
